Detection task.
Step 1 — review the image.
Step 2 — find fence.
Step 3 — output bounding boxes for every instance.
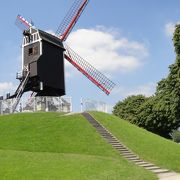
[0,96,72,114]
[0,97,113,114]
[80,98,113,113]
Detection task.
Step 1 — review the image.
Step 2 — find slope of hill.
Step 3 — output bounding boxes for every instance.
[0,112,156,179]
[91,112,180,172]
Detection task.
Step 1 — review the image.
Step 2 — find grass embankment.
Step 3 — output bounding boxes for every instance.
[0,112,156,179]
[91,112,180,172]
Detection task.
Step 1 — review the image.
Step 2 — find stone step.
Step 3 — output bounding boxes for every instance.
[101,135,111,137]
[116,149,130,153]
[106,138,117,141]
[93,125,101,128]
[138,163,155,167]
[150,169,170,174]
[110,142,121,144]
[106,137,117,140]
[100,132,110,134]
[112,147,126,150]
[112,146,125,149]
[112,144,125,147]
[92,123,101,125]
[92,124,99,127]
[96,129,105,131]
[101,134,113,137]
[111,144,124,147]
[115,148,129,151]
[110,144,123,147]
[121,153,135,156]
[121,152,135,155]
[118,148,130,151]
[109,142,120,145]
[96,127,106,129]
[118,151,131,154]
[102,136,113,143]
[106,139,118,142]
[131,159,144,163]
[117,149,130,153]
[123,155,138,158]
[97,128,106,130]
[98,131,108,134]
[107,141,119,143]
[99,132,109,134]
[108,142,120,144]
[121,151,135,155]
[99,131,109,133]
[135,161,149,165]
[145,166,161,170]
[126,157,140,160]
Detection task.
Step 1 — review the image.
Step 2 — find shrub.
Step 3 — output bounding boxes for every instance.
[171,130,180,143]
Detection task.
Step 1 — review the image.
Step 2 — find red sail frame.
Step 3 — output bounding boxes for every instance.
[56,0,89,41]
[64,45,115,95]
[15,15,33,31]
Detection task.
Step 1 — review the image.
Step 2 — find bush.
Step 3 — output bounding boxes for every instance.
[171,130,180,143]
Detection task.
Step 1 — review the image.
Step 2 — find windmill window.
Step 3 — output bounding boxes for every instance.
[28,48,33,55]
[28,46,38,56]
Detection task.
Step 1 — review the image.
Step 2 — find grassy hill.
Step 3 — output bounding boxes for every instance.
[0,112,156,179]
[91,112,180,172]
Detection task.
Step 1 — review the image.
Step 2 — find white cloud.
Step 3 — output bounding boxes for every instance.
[113,83,156,98]
[164,22,180,37]
[44,27,148,77]
[0,82,16,96]
[165,22,175,37]
[66,27,148,74]
[45,29,55,36]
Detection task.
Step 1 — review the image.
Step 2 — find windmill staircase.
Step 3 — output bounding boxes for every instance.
[11,71,30,112]
[82,112,175,178]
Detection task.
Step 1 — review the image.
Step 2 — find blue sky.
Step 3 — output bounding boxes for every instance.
[0,0,180,111]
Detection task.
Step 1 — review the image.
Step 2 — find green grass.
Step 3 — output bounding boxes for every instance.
[0,112,156,180]
[91,111,180,172]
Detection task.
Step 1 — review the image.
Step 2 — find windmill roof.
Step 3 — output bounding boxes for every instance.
[38,29,65,50]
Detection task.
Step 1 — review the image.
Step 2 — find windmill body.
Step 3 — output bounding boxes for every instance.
[19,27,65,96]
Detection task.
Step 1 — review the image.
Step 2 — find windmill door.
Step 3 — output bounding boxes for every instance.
[29,61,37,77]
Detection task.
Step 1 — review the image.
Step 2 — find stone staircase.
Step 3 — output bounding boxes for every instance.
[82,112,171,176]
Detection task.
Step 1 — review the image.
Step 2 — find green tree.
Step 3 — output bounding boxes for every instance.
[113,24,180,138]
[135,96,176,138]
[113,95,149,123]
[135,24,180,138]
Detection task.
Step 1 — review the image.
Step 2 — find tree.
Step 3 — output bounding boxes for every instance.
[113,95,149,123]
[135,24,180,138]
[113,24,180,138]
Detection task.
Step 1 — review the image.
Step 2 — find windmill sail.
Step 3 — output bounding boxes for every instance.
[15,15,33,31]
[56,0,89,41]
[64,45,116,95]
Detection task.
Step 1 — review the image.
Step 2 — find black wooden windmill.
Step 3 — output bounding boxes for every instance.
[10,0,115,112]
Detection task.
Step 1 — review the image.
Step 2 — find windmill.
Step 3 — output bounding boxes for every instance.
[10,0,115,112]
